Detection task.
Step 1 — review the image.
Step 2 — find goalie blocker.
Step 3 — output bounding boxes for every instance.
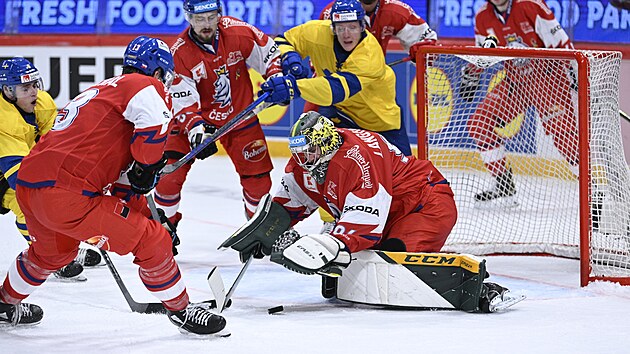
[220,194,524,312]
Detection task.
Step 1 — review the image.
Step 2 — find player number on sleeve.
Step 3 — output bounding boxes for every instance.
[53,88,100,131]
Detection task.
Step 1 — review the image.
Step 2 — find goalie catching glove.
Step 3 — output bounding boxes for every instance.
[270,230,351,277]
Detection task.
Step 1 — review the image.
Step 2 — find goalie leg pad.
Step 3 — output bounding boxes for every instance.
[336,251,487,311]
[219,194,291,257]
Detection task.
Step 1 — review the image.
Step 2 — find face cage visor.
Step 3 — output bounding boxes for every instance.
[290,140,322,172]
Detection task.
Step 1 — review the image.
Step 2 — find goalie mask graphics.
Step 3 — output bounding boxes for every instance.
[289,112,342,184]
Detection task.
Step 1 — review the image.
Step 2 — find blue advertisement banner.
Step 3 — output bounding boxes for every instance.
[2,0,626,43]
[433,0,629,43]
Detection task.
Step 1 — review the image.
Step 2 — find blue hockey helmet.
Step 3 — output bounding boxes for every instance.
[330,0,366,25]
[123,36,175,88]
[183,0,221,14]
[0,57,42,88]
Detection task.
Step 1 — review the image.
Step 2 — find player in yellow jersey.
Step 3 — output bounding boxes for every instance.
[260,0,412,242]
[260,0,412,157]
[0,58,100,281]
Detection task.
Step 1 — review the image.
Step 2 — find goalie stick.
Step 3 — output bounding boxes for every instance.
[206,254,254,313]
[159,93,272,176]
[99,249,166,314]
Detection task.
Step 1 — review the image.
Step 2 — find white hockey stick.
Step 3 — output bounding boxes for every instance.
[207,254,254,313]
[206,267,226,311]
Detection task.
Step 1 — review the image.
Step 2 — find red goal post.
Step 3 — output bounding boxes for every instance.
[415,46,629,286]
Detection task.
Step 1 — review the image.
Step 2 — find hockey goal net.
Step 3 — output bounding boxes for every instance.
[415,46,630,286]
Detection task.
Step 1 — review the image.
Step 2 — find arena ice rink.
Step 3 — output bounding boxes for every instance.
[1,155,629,353]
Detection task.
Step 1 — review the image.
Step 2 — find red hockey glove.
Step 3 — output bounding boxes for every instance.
[409,39,437,63]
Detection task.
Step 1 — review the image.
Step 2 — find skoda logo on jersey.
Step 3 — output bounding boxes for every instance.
[343,205,380,217]
[289,135,307,148]
[332,12,358,22]
[194,2,219,12]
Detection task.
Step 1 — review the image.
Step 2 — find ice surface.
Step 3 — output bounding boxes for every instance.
[1,156,629,353]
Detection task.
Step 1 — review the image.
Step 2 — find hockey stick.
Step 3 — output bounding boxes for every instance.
[387,56,411,67]
[621,109,629,123]
[221,254,254,312]
[160,93,272,176]
[145,192,180,247]
[206,254,254,313]
[99,249,166,314]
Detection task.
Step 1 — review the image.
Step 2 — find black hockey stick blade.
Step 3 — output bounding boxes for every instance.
[100,250,166,314]
[159,93,273,176]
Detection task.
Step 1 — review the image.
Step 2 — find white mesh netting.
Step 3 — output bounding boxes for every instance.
[418,47,630,282]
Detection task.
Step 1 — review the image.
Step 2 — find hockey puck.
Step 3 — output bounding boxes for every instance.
[267,305,284,314]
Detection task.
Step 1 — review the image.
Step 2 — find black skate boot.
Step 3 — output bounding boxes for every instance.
[52,261,87,282]
[74,248,102,267]
[0,302,44,326]
[321,275,338,299]
[591,190,604,232]
[168,303,228,336]
[478,282,525,312]
[479,282,508,313]
[475,169,517,202]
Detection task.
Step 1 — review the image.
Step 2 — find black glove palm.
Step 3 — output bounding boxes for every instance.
[127,156,167,195]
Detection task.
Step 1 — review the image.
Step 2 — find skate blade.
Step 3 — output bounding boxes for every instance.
[474,196,519,209]
[83,263,106,268]
[0,319,42,327]
[50,274,88,283]
[177,327,231,338]
[490,293,526,312]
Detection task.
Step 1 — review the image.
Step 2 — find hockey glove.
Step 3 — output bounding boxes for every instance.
[458,64,483,102]
[270,230,351,276]
[408,39,436,63]
[219,194,292,263]
[281,51,308,79]
[188,122,218,160]
[260,75,300,105]
[127,156,167,195]
[156,208,181,256]
[481,35,498,48]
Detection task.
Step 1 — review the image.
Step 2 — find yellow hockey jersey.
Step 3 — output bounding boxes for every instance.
[0,90,57,185]
[276,20,401,131]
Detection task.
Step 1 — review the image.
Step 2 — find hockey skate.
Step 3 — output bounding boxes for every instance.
[320,221,336,235]
[51,261,87,282]
[475,169,518,206]
[0,302,43,326]
[168,303,229,336]
[478,282,526,313]
[74,248,102,267]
